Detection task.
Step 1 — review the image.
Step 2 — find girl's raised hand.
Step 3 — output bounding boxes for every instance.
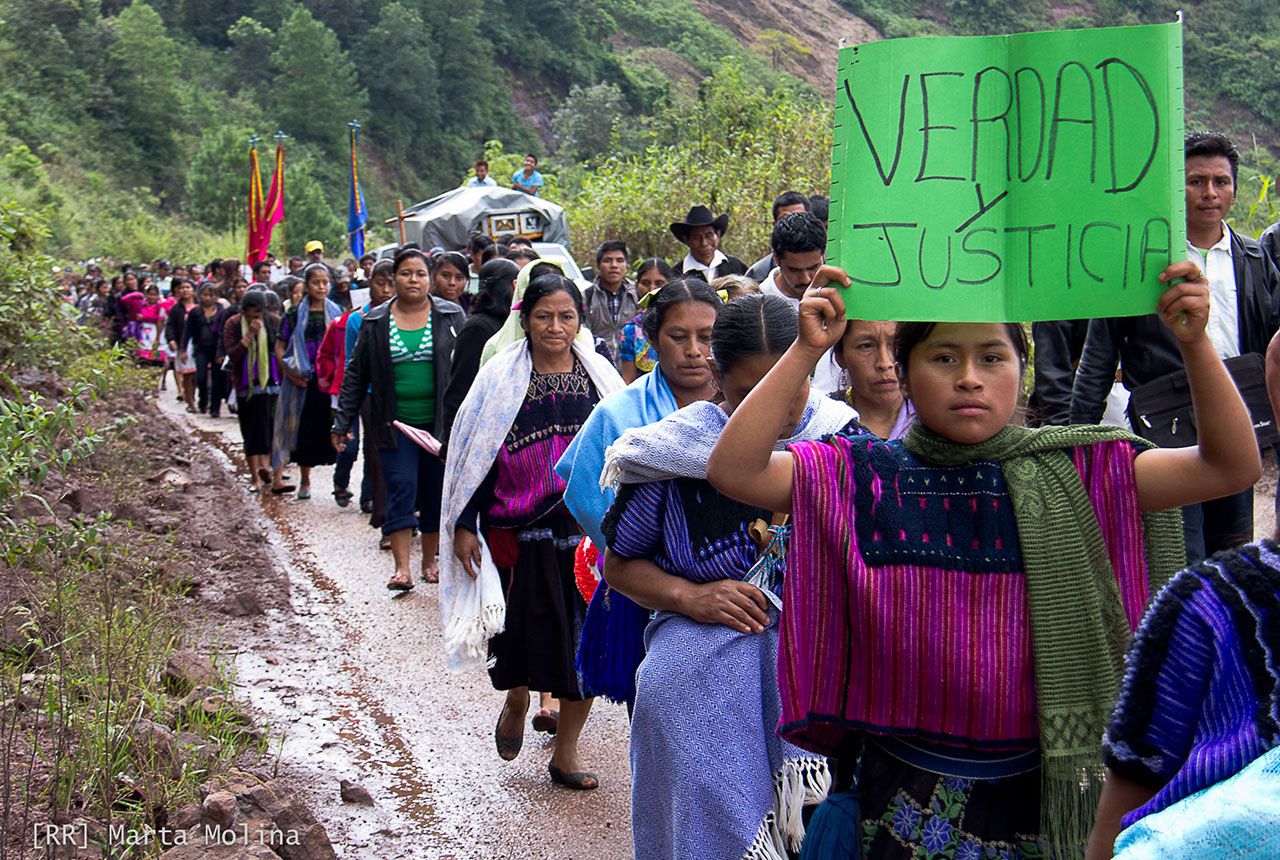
[1156,260,1211,345]
[798,279,849,356]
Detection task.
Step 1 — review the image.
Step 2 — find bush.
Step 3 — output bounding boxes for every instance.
[0,203,99,374]
[567,60,832,264]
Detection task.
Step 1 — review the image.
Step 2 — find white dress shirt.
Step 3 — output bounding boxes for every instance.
[1187,223,1239,358]
[681,249,728,280]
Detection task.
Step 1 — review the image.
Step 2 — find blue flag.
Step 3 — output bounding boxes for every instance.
[347,124,367,258]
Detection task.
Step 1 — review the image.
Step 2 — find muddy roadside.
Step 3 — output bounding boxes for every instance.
[0,369,337,860]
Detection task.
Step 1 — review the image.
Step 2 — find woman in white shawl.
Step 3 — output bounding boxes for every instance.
[439,274,624,790]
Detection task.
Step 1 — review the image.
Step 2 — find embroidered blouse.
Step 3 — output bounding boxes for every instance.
[487,360,599,527]
[778,432,1153,756]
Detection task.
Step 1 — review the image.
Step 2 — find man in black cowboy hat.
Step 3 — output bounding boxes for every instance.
[670,205,748,280]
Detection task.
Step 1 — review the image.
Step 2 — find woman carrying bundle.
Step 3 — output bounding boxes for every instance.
[440,274,624,790]
[707,261,1261,859]
[603,294,856,859]
[557,278,726,709]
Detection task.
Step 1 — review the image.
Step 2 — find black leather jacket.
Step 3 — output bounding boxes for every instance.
[1069,229,1280,423]
[1030,320,1089,425]
[1261,221,1280,271]
[331,296,464,448]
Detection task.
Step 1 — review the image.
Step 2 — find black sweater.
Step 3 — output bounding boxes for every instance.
[439,311,507,447]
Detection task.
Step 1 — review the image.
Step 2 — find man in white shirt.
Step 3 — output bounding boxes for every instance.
[466,159,497,187]
[670,205,748,280]
[760,211,841,395]
[1186,149,1241,359]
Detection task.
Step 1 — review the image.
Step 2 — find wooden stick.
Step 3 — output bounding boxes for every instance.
[396,199,406,245]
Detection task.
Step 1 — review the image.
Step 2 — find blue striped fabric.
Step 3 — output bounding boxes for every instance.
[607,478,761,582]
[1103,540,1280,829]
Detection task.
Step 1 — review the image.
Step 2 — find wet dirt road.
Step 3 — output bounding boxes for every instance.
[158,389,634,860]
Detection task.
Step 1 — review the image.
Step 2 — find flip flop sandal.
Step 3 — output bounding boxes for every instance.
[296,490,311,500]
[334,489,353,507]
[386,576,414,592]
[379,536,392,551]
[531,709,559,736]
[270,485,297,495]
[421,565,439,584]
[548,763,598,791]
[495,703,524,761]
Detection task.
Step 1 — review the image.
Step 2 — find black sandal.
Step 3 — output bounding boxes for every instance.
[495,702,524,761]
[269,484,297,495]
[531,708,559,736]
[386,573,414,592]
[548,763,598,790]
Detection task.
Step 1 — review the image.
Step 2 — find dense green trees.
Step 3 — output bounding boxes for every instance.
[0,0,1276,263]
[270,7,368,155]
[354,3,441,164]
[570,60,832,262]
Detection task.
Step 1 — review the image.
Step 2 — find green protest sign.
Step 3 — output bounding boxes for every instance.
[828,22,1185,321]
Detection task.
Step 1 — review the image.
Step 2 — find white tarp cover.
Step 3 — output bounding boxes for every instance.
[400,187,571,250]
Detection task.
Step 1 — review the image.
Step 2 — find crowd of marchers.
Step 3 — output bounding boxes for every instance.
[54,131,1280,860]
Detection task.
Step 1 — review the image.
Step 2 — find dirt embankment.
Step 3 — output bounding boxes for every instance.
[0,373,336,860]
[693,0,880,91]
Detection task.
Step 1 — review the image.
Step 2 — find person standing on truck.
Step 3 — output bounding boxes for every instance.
[512,154,545,196]
[468,159,497,187]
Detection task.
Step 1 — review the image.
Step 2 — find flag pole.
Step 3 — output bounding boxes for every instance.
[396,199,406,245]
[274,130,288,258]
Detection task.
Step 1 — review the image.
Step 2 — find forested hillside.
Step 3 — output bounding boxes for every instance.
[1,0,1276,263]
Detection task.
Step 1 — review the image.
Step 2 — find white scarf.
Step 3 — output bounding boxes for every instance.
[600,394,855,490]
[438,339,624,671]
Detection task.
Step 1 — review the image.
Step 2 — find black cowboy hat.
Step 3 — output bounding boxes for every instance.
[669,205,730,243]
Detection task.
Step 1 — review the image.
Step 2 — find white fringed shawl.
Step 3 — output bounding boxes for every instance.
[437,339,624,671]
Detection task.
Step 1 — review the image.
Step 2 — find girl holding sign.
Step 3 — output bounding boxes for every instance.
[705,260,1260,859]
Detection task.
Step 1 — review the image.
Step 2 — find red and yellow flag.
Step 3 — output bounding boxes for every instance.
[261,143,285,249]
[246,145,265,264]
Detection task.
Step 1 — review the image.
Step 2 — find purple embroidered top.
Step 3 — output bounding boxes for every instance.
[779,434,1153,756]
[488,361,598,527]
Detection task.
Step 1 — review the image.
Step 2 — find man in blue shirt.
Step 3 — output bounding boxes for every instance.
[511,154,544,196]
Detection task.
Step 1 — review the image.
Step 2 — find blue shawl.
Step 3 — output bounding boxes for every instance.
[556,365,677,548]
[556,366,678,705]
[271,296,341,469]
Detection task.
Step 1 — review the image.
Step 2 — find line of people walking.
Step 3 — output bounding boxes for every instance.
[70,129,1280,858]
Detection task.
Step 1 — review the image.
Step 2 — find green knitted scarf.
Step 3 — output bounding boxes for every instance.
[903,422,1185,858]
